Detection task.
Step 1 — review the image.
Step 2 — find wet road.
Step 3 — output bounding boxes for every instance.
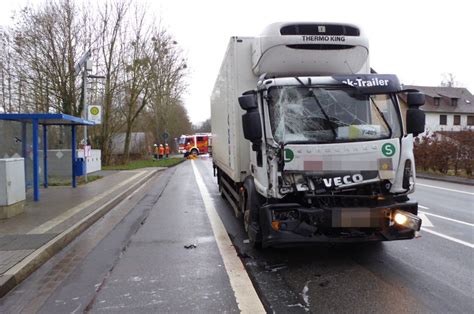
[0,159,472,313]
[197,160,473,313]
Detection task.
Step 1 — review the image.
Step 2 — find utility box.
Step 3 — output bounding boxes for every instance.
[74,158,85,176]
[0,158,26,219]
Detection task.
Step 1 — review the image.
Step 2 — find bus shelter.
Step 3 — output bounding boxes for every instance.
[0,114,94,201]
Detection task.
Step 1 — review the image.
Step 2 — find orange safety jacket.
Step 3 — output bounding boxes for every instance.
[159,146,164,155]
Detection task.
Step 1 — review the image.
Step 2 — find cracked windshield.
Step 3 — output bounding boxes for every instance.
[268,86,401,143]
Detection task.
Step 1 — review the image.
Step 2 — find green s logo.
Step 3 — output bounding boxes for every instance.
[382,143,396,157]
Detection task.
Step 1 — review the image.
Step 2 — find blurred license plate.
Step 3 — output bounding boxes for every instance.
[332,209,380,227]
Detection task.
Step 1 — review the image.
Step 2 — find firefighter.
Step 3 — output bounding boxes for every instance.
[153,144,158,160]
[159,144,164,159]
[184,142,192,158]
[165,143,170,159]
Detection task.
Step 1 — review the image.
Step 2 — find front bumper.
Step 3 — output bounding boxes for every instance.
[259,201,420,248]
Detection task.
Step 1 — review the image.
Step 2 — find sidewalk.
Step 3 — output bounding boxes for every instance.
[0,168,162,298]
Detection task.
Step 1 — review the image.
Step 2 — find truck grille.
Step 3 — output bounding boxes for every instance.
[286,44,354,50]
[280,24,360,36]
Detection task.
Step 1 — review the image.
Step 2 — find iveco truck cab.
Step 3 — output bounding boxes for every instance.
[211,22,425,247]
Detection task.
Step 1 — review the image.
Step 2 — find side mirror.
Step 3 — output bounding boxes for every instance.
[238,93,257,110]
[407,92,425,107]
[242,109,262,144]
[240,92,262,145]
[406,108,425,136]
[405,91,425,136]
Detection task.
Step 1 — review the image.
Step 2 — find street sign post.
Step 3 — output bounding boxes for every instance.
[162,131,169,142]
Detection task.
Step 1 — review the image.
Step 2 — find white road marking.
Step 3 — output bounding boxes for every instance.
[417,183,474,196]
[28,171,146,234]
[191,160,266,313]
[418,205,429,209]
[302,281,311,308]
[419,211,474,227]
[418,212,433,227]
[421,227,474,249]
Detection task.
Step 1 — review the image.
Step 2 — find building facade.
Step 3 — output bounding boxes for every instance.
[399,85,474,135]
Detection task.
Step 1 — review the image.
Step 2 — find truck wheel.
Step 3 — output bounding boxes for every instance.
[234,188,244,219]
[243,184,262,248]
[217,172,225,199]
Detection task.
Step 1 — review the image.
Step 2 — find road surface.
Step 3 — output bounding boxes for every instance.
[0,159,472,313]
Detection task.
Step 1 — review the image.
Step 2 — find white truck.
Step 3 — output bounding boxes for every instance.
[211,22,425,247]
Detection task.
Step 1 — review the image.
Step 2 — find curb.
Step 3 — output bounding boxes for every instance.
[0,169,160,298]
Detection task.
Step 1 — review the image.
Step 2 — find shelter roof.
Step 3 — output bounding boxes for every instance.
[0,113,94,126]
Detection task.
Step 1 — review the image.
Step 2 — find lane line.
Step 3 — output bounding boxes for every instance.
[191,160,266,313]
[418,205,429,209]
[419,211,474,227]
[418,212,433,227]
[421,227,474,249]
[28,171,146,234]
[417,183,474,196]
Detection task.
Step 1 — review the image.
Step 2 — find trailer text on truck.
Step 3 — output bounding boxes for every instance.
[211,22,426,248]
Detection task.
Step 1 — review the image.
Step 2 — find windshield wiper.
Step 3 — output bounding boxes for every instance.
[294,77,337,139]
[369,97,392,138]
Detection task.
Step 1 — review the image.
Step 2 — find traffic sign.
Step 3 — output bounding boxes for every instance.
[87,105,102,124]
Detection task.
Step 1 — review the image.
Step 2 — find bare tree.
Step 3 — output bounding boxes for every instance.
[93,0,130,165]
[11,0,91,115]
[440,73,459,87]
[193,118,211,133]
[0,28,14,113]
[118,6,156,163]
[1,0,193,165]
[148,27,188,144]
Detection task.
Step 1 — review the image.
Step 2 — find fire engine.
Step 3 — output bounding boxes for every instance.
[178,133,212,155]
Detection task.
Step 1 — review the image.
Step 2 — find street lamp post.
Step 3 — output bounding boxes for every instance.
[75,49,92,183]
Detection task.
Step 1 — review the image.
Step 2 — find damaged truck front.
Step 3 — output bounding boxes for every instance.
[211,22,426,248]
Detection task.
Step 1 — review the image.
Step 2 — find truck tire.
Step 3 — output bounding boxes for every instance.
[217,171,226,199]
[243,178,263,248]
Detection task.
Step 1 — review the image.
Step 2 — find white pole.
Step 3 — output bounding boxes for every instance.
[83,61,88,183]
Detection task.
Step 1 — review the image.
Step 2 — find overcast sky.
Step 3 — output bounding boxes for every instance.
[2,0,473,124]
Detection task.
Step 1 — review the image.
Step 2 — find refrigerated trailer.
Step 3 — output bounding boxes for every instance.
[211,22,426,248]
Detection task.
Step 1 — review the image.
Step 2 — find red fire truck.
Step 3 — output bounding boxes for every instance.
[178,133,212,155]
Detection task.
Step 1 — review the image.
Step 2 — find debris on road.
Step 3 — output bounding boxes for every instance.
[264,263,287,272]
[302,281,311,309]
[184,244,197,249]
[319,280,330,287]
[237,251,253,259]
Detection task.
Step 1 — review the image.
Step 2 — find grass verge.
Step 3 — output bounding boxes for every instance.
[417,168,473,179]
[103,157,185,170]
[48,175,103,186]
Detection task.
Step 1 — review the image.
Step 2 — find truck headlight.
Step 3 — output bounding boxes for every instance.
[393,210,421,231]
[394,212,407,225]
